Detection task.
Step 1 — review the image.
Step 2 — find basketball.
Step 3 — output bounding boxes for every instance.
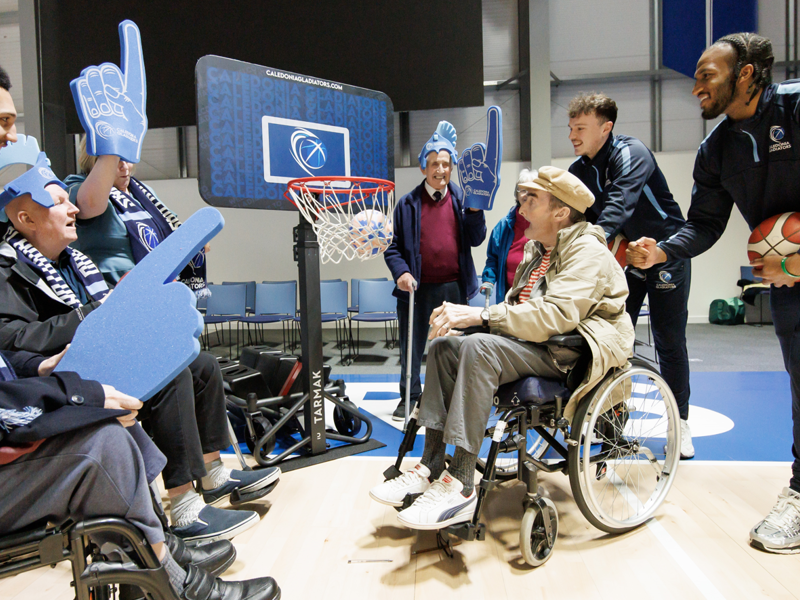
[608,234,629,268]
[747,212,800,262]
[348,210,394,259]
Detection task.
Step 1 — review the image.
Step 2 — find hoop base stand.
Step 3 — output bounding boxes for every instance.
[294,215,328,454]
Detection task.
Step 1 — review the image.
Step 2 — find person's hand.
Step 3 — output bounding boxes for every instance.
[69,20,147,163]
[203,243,211,254]
[54,207,224,402]
[428,301,482,339]
[101,384,142,427]
[626,237,666,269]
[751,255,798,288]
[458,106,502,211]
[397,272,417,293]
[38,345,69,376]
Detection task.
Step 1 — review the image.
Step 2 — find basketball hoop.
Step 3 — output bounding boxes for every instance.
[285,176,396,264]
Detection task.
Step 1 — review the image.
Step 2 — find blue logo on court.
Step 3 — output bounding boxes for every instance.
[770,126,786,142]
[137,223,160,252]
[291,129,327,174]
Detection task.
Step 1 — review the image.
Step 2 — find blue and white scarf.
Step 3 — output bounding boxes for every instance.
[108,177,209,298]
[0,353,42,433]
[4,226,109,308]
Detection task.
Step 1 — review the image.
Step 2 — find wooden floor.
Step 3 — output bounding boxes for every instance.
[3,456,800,600]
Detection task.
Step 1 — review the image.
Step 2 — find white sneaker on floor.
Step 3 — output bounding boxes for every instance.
[397,470,476,530]
[680,419,695,459]
[369,463,431,507]
[750,488,800,554]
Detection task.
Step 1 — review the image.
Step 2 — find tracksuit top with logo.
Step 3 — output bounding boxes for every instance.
[660,81,800,261]
[569,134,686,244]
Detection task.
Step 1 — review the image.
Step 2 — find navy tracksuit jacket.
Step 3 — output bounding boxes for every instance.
[570,134,691,419]
[659,81,800,488]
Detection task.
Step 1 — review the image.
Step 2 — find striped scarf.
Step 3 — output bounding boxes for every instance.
[0,353,43,433]
[3,227,109,308]
[517,249,551,303]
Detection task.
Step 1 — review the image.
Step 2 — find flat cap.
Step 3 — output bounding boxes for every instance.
[518,166,594,213]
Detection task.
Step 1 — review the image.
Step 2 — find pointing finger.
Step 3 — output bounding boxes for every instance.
[483,105,502,172]
[119,20,146,118]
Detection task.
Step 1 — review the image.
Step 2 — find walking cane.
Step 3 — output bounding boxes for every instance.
[404,280,417,428]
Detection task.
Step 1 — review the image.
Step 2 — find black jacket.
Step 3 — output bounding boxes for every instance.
[0,349,118,444]
[660,81,800,260]
[0,243,102,354]
[569,134,685,243]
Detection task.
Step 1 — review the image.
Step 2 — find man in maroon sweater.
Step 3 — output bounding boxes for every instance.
[383,121,487,420]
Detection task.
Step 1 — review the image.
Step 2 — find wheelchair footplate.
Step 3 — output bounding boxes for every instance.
[229,479,279,506]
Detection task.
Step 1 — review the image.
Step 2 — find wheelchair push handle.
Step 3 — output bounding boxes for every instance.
[479,281,494,310]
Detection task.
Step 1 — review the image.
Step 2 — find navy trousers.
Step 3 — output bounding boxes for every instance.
[769,284,800,493]
[397,281,465,407]
[626,259,691,420]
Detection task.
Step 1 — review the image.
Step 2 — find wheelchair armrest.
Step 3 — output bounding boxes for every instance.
[544,332,586,348]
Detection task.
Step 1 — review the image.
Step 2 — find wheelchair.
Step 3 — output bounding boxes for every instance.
[384,333,681,567]
[0,517,179,600]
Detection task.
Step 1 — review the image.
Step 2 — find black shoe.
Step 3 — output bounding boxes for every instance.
[167,532,236,577]
[392,398,416,422]
[182,563,281,600]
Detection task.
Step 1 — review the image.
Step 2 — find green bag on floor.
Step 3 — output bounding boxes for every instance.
[709,297,745,325]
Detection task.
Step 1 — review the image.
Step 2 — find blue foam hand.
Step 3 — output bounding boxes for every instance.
[458,106,503,211]
[54,207,224,401]
[69,20,147,163]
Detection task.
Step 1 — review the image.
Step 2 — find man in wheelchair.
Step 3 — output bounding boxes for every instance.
[0,346,280,600]
[370,166,635,531]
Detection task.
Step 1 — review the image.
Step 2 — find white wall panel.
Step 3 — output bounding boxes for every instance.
[549,0,650,77]
[483,0,518,81]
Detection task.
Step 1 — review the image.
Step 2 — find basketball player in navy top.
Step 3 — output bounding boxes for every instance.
[566,93,693,459]
[629,32,800,554]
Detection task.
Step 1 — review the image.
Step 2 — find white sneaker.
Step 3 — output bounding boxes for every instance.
[680,419,695,459]
[750,488,800,554]
[369,463,431,507]
[397,470,477,530]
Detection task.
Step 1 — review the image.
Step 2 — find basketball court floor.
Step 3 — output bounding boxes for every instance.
[4,323,798,600]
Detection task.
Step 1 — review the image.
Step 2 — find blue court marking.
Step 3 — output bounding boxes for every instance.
[363,391,401,400]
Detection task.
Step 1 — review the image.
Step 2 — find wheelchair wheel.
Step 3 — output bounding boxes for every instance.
[519,496,558,567]
[567,363,680,534]
[333,399,362,436]
[476,408,552,481]
[244,416,276,460]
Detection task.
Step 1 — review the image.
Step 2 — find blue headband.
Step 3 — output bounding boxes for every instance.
[419,121,458,168]
[0,136,66,221]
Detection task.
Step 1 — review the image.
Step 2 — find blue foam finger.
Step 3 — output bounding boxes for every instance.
[54,208,224,401]
[459,106,503,211]
[70,19,147,163]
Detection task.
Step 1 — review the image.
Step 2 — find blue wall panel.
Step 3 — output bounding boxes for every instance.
[663,0,707,78]
[713,0,758,41]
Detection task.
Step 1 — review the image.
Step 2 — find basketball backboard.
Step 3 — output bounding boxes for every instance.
[196,55,394,211]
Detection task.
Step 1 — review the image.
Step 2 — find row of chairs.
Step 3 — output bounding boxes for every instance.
[200,279,398,361]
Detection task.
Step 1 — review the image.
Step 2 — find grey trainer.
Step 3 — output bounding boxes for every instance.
[749,487,800,554]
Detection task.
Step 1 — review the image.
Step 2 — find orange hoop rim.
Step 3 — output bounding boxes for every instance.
[284,176,395,207]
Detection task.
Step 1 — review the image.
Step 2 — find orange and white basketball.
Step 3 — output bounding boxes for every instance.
[747,212,800,262]
[608,234,629,268]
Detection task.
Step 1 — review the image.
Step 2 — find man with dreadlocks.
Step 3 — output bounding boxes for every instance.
[628,32,800,554]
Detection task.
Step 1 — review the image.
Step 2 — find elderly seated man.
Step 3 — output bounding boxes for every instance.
[370,166,634,530]
[0,179,278,542]
[0,346,281,600]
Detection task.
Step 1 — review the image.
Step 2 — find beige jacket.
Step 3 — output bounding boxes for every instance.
[487,221,634,421]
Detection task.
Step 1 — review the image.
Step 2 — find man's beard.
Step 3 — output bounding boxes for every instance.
[701,76,737,120]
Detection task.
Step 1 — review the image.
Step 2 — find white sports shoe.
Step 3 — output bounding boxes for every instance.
[750,488,800,554]
[680,419,695,459]
[397,470,477,530]
[369,463,431,507]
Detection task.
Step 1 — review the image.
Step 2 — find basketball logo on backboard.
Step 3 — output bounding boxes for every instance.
[290,128,327,174]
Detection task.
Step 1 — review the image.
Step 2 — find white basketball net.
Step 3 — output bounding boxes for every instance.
[287,178,396,265]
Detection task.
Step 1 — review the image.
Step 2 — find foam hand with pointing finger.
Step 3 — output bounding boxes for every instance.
[458,106,502,211]
[54,207,224,401]
[70,19,147,163]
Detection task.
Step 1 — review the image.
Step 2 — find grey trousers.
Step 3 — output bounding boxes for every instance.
[418,334,573,455]
[0,422,165,547]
